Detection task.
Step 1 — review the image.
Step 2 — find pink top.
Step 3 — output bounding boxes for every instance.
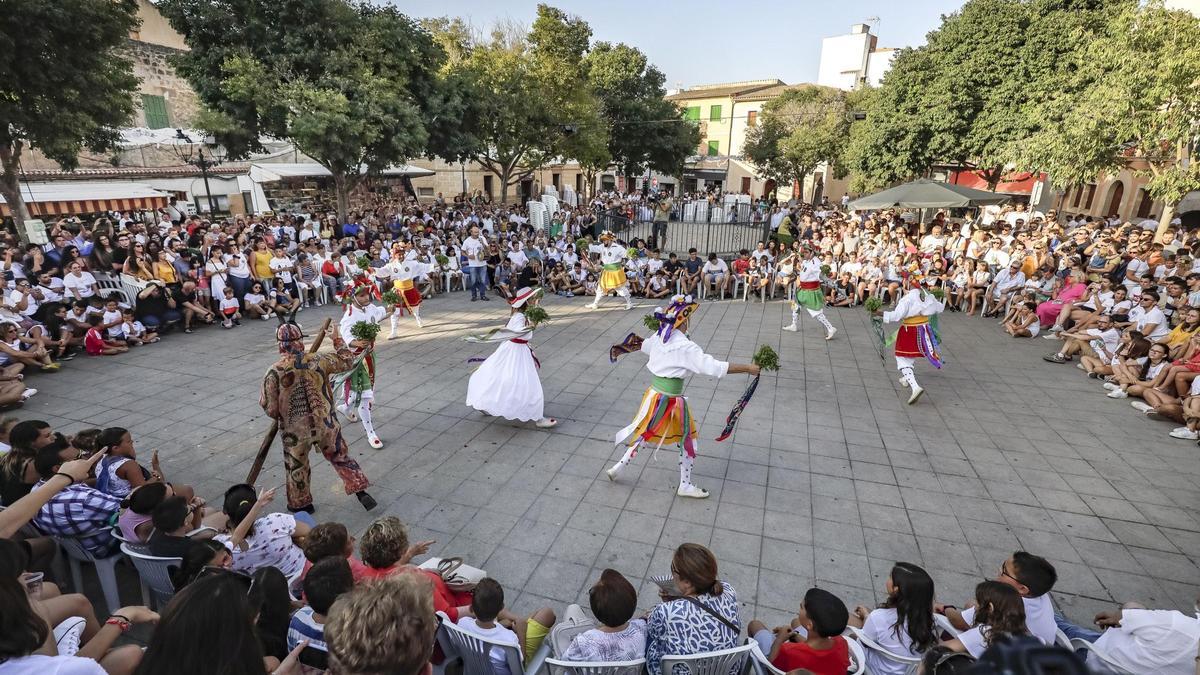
[117,508,153,543]
[1056,281,1087,304]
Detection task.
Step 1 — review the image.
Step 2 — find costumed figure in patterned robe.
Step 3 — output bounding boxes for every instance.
[387,250,437,334]
[464,286,558,428]
[585,230,633,310]
[875,266,945,404]
[335,281,387,448]
[606,295,761,499]
[260,317,376,513]
[783,245,837,340]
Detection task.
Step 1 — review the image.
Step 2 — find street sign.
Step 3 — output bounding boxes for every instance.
[23,219,47,245]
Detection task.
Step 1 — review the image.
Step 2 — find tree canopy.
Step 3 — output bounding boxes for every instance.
[160,0,464,221]
[0,0,140,235]
[744,85,850,202]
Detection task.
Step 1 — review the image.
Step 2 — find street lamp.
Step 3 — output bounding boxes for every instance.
[172,129,224,216]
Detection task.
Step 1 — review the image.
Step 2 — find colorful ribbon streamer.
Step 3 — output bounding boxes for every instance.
[715,374,760,442]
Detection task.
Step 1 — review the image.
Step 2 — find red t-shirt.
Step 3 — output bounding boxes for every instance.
[357,564,472,622]
[732,258,751,275]
[771,636,850,675]
[84,328,106,355]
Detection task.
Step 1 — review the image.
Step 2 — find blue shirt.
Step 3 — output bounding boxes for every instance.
[32,481,121,557]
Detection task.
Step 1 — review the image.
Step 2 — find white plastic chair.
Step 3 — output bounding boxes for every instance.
[436,611,550,675]
[747,637,864,675]
[1068,638,1136,674]
[1053,628,1074,651]
[543,657,646,675]
[55,534,123,614]
[661,644,754,675]
[120,543,180,610]
[845,626,921,674]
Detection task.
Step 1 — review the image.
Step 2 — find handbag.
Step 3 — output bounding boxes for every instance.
[418,556,486,593]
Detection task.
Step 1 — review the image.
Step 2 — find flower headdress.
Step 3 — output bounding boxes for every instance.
[338,274,380,305]
[651,294,699,342]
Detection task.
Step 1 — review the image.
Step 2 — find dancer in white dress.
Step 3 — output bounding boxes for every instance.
[586,231,633,310]
[464,287,558,428]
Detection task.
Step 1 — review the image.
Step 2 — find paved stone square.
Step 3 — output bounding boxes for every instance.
[24,290,1200,627]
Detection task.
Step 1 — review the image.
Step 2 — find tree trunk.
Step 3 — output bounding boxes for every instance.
[332,172,351,225]
[0,143,32,244]
[499,166,511,205]
[1156,201,1177,241]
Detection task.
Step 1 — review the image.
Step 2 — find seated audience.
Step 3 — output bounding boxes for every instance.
[324,573,438,675]
[214,484,310,586]
[748,587,850,675]
[942,581,1030,658]
[289,557,356,671]
[645,543,740,675]
[560,569,647,662]
[847,562,937,674]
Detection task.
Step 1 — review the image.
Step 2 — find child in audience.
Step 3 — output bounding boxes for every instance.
[748,587,850,675]
[847,562,937,675]
[218,286,242,328]
[120,308,158,345]
[84,314,128,356]
[561,569,647,662]
[96,426,191,500]
[288,556,355,671]
[937,551,1057,646]
[301,521,371,582]
[456,577,556,674]
[1004,301,1040,337]
[942,581,1029,658]
[243,281,273,320]
[147,495,209,558]
[101,298,125,341]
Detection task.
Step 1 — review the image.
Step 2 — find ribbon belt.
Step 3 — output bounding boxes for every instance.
[510,338,540,369]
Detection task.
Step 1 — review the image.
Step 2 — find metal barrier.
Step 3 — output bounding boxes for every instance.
[595,200,773,257]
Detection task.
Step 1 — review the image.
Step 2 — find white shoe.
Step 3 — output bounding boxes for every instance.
[1102,382,1120,391]
[338,403,359,422]
[1130,401,1154,413]
[367,432,383,449]
[1076,363,1086,370]
[585,303,598,310]
[605,465,621,481]
[676,483,710,499]
[20,387,37,400]
[624,302,632,310]
[535,417,558,428]
[825,327,837,341]
[1042,333,1061,340]
[1106,389,1128,399]
[53,617,86,657]
[415,318,424,328]
[388,331,398,340]
[907,385,924,405]
[261,314,271,321]
[782,323,798,332]
[1169,427,1199,440]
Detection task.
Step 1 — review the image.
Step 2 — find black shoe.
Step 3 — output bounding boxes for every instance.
[289,504,315,514]
[356,491,378,511]
[471,295,478,301]
[480,296,490,301]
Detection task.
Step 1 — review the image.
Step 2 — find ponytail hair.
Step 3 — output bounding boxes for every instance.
[671,543,723,596]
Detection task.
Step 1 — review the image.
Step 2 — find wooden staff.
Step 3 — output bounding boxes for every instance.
[245,317,333,484]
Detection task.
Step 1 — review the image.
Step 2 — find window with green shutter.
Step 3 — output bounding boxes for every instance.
[141,94,170,129]
[684,106,700,122]
[707,140,719,156]
[710,104,722,121]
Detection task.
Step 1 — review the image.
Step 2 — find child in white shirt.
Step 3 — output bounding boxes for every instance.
[101,299,125,340]
[218,287,242,328]
[455,578,555,675]
[120,308,157,346]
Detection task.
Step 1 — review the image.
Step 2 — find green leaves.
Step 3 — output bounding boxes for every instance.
[642,314,662,332]
[864,296,884,313]
[349,321,381,343]
[524,306,550,326]
[745,86,850,196]
[752,345,781,372]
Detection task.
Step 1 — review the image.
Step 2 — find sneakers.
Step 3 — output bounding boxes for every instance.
[585,303,599,309]
[367,432,383,449]
[1043,333,1062,340]
[1130,400,1154,413]
[480,296,490,301]
[471,295,478,302]
[53,617,87,657]
[1169,427,1199,440]
[605,465,621,481]
[1042,353,1068,363]
[535,417,558,428]
[825,327,837,341]
[566,292,575,297]
[261,314,271,320]
[907,385,925,405]
[1076,362,1086,370]
[1106,389,1128,398]
[782,322,798,332]
[20,387,37,401]
[676,483,710,499]
[1103,382,1121,391]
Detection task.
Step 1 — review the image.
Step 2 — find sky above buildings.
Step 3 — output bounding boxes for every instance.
[393,0,967,88]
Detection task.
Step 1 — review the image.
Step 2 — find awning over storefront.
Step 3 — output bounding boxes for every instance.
[248,162,435,183]
[0,181,171,217]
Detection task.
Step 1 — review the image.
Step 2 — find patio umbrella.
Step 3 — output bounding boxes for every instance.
[849,178,1012,210]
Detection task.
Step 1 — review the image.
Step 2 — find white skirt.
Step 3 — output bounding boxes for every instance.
[465,340,545,421]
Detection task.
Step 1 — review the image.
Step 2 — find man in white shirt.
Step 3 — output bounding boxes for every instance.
[1056,603,1200,675]
[462,227,489,301]
[985,260,1026,315]
[1044,314,1120,364]
[1129,290,1170,341]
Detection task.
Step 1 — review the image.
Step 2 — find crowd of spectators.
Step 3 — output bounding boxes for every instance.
[1,422,1196,675]
[1,190,1199,674]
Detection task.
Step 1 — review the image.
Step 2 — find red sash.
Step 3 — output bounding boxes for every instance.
[798,280,820,290]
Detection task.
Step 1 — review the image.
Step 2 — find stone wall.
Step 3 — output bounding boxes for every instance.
[127,39,200,129]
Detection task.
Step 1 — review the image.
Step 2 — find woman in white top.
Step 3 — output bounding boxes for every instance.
[848,562,937,675]
[204,247,229,303]
[61,262,97,301]
[225,249,253,300]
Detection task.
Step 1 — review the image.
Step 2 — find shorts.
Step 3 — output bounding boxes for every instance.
[524,617,551,661]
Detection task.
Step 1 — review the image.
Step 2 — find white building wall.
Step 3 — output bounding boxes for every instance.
[866,49,897,87]
[817,31,873,90]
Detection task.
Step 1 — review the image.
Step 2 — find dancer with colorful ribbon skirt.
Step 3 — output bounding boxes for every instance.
[260,314,376,513]
[585,230,633,310]
[606,295,760,499]
[463,286,558,428]
[335,280,387,448]
[783,244,837,340]
[873,265,945,404]
[386,249,436,334]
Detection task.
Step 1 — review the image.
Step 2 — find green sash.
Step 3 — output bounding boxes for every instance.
[651,376,684,396]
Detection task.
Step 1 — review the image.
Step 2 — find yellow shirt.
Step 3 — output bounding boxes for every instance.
[1165,323,1199,348]
[154,261,177,284]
